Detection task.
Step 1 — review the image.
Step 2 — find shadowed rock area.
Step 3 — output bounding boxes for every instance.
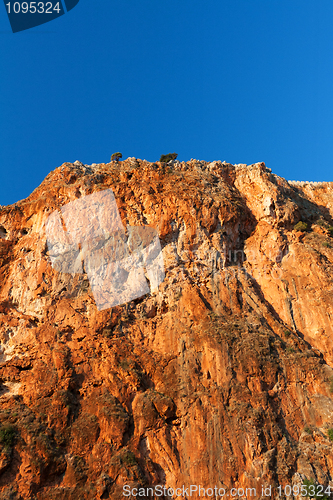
[0,158,333,498]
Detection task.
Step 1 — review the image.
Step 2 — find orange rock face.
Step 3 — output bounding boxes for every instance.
[1,158,333,498]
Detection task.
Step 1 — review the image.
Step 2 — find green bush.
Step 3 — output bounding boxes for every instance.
[0,425,16,448]
[122,451,137,466]
[160,153,178,163]
[327,428,333,441]
[111,152,122,162]
[293,221,308,232]
[323,242,331,248]
[304,427,312,434]
[315,220,333,236]
[303,479,330,500]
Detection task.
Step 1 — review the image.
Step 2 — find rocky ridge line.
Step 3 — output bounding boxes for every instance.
[0,158,333,499]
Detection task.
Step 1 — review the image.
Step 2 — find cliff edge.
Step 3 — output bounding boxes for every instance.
[0,158,333,499]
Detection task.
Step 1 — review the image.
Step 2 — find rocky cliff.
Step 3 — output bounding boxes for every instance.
[1,158,333,499]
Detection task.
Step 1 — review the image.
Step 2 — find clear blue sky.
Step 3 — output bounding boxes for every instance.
[1,0,332,206]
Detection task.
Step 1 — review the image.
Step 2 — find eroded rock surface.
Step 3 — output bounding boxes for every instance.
[0,158,333,498]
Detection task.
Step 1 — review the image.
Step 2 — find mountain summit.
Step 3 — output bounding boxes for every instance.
[0,158,333,498]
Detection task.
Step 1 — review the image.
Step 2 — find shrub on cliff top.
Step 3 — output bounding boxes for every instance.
[328,428,333,441]
[111,152,122,162]
[293,221,308,232]
[160,153,178,163]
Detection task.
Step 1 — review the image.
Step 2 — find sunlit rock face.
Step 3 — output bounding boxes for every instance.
[1,158,333,498]
[45,188,165,310]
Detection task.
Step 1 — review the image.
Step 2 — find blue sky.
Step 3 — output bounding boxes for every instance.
[0,0,333,206]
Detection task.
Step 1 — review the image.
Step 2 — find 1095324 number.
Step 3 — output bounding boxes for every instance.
[277,484,332,497]
[5,2,61,14]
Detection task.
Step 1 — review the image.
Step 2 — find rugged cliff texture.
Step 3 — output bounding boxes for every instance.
[1,158,333,499]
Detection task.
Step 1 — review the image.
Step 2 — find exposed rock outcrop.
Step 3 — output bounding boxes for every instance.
[0,158,333,499]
